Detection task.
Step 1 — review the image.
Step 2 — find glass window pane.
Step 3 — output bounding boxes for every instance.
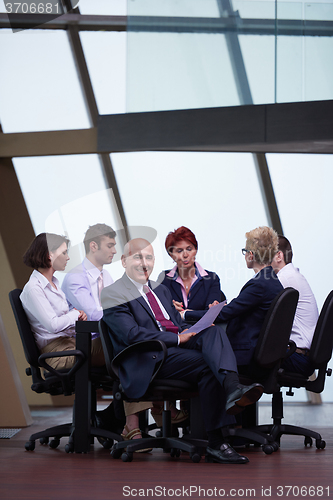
[233,0,276,19]
[127,0,219,17]
[239,35,275,104]
[126,32,239,112]
[80,32,127,115]
[13,155,125,282]
[0,29,90,132]
[111,151,269,300]
[78,0,127,15]
[304,37,333,102]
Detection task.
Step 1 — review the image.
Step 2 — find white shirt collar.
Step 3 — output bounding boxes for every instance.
[32,269,59,289]
[126,274,148,293]
[84,257,102,281]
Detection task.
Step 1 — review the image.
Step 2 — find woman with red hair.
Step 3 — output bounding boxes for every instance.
[159,226,226,323]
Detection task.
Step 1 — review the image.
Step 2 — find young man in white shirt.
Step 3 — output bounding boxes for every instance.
[62,223,117,322]
[271,235,319,376]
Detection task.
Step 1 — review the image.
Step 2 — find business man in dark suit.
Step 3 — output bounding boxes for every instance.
[102,238,263,464]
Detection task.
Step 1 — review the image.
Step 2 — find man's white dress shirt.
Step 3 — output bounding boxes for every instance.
[277,263,318,349]
[62,257,113,323]
[20,269,79,350]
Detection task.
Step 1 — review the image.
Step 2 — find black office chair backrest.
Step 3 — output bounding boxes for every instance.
[254,287,299,368]
[9,288,41,368]
[309,290,333,368]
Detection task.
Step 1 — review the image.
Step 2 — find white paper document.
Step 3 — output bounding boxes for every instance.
[186,300,227,334]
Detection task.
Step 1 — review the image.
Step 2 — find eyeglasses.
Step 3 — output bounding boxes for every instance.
[241,248,251,255]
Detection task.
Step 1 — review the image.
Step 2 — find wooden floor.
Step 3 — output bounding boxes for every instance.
[1,406,332,500]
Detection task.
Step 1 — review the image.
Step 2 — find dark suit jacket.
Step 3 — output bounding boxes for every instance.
[217,266,283,365]
[101,273,189,398]
[159,267,226,323]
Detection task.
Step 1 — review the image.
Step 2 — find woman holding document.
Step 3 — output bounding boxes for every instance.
[159,226,226,323]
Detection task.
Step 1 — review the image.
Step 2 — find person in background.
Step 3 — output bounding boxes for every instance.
[62,223,117,322]
[20,233,105,369]
[159,226,226,324]
[157,226,225,424]
[211,226,283,379]
[271,235,318,377]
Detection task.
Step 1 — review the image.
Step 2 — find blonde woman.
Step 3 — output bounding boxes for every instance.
[214,226,283,373]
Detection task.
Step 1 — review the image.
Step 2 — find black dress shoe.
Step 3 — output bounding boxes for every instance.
[206,443,249,464]
[94,413,123,435]
[226,383,264,415]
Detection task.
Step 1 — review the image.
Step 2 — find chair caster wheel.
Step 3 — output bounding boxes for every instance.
[110,447,122,459]
[25,441,35,451]
[170,448,181,458]
[121,451,133,462]
[97,437,114,449]
[304,436,313,447]
[155,430,163,438]
[190,452,201,463]
[49,438,60,449]
[262,444,274,455]
[111,447,123,459]
[65,443,74,453]
[39,437,49,445]
[316,439,326,449]
[271,442,279,452]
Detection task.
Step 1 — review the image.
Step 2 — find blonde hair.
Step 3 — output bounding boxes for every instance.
[245,226,278,265]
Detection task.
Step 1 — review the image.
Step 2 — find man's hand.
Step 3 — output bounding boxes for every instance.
[78,310,87,321]
[178,330,196,344]
[208,300,220,308]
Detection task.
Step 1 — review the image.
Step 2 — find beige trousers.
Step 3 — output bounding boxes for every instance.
[41,336,152,416]
[40,336,105,369]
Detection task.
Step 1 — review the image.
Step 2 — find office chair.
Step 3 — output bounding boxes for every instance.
[9,289,121,453]
[99,319,205,462]
[225,287,300,454]
[256,289,333,449]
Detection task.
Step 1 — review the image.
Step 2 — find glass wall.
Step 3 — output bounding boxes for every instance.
[0,29,90,132]
[13,155,124,282]
[126,0,333,111]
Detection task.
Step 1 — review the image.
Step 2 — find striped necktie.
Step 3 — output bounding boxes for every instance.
[143,285,179,334]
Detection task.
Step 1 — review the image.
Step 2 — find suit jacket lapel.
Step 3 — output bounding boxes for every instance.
[188,277,202,302]
[170,279,183,303]
[122,274,157,322]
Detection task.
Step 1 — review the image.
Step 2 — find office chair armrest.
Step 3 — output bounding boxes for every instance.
[111,340,168,383]
[285,339,297,359]
[38,349,86,394]
[75,321,99,333]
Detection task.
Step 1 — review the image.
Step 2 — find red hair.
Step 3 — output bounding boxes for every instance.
[165,226,198,255]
